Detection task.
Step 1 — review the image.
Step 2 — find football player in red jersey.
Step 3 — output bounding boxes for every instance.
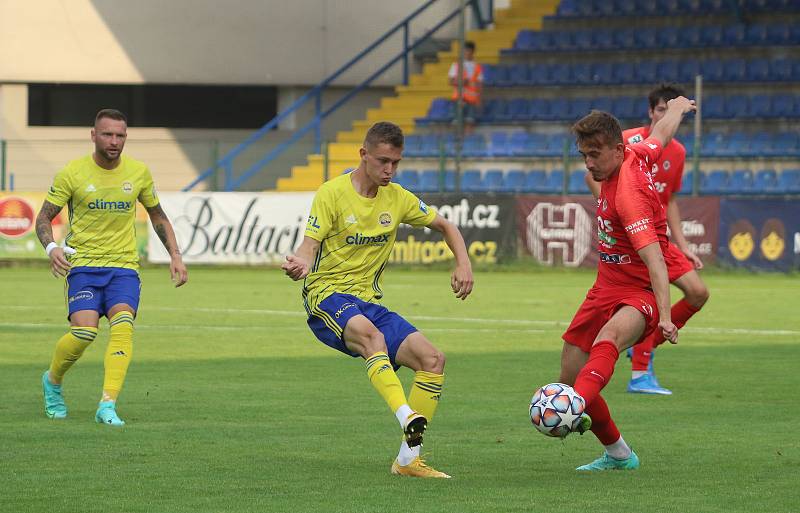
[585,84,709,395]
[559,97,696,471]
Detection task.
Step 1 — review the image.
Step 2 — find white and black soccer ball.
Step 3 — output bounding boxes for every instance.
[529,383,586,438]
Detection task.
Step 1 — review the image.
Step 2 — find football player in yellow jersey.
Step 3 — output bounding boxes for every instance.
[35,109,187,426]
[282,122,474,478]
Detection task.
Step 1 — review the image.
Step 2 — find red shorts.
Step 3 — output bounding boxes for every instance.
[664,242,694,283]
[562,286,659,353]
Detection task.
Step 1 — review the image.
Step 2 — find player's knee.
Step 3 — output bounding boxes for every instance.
[685,284,710,309]
[362,330,388,355]
[420,348,445,374]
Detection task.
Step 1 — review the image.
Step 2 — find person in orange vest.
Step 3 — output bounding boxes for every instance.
[448,41,483,132]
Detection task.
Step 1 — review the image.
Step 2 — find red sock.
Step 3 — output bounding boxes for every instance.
[573,340,619,407]
[586,394,620,445]
[653,299,702,348]
[631,337,654,371]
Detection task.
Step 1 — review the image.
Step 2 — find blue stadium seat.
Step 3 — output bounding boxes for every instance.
[483,169,505,192]
[723,24,747,46]
[528,98,550,121]
[700,170,729,194]
[573,62,593,84]
[509,64,530,86]
[680,26,705,47]
[542,169,565,194]
[493,99,513,123]
[529,133,550,157]
[395,170,419,191]
[773,132,799,157]
[591,62,614,84]
[569,98,592,120]
[419,135,441,157]
[567,171,590,194]
[502,169,527,193]
[777,169,800,194]
[747,131,771,157]
[462,134,488,158]
[723,59,747,82]
[493,65,512,87]
[590,96,614,113]
[634,60,658,83]
[725,95,749,119]
[749,95,772,117]
[746,24,768,46]
[770,59,793,82]
[403,135,423,157]
[656,60,680,82]
[593,29,614,50]
[753,169,777,193]
[613,28,635,49]
[525,169,548,193]
[548,133,570,157]
[510,131,533,156]
[509,98,532,121]
[550,63,571,84]
[772,94,795,118]
[574,30,594,50]
[656,29,680,48]
[766,23,791,45]
[702,95,725,118]
[424,99,453,123]
[700,133,725,157]
[612,61,636,84]
[552,30,574,51]
[548,98,570,120]
[461,169,483,192]
[700,59,724,82]
[677,171,694,195]
[702,25,724,46]
[634,30,658,48]
[418,169,440,192]
[679,59,701,83]
[489,131,511,157]
[747,59,771,82]
[612,96,637,119]
[728,169,754,194]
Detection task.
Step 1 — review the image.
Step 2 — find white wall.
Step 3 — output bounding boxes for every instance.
[0,0,462,86]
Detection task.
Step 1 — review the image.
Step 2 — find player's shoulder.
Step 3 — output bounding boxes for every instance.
[121,155,149,174]
[622,126,647,145]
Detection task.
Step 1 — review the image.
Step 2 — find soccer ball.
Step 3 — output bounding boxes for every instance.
[529,383,586,438]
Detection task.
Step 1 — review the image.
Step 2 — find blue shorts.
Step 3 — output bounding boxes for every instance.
[306,293,418,368]
[65,266,141,319]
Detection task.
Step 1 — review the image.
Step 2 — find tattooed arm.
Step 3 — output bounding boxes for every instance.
[36,200,71,277]
[145,203,188,287]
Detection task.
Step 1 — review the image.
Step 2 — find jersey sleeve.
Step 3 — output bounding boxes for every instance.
[304,185,335,241]
[45,167,73,207]
[137,166,160,208]
[628,137,663,167]
[399,188,437,228]
[616,166,660,251]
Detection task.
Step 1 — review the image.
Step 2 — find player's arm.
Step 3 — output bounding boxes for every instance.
[638,242,678,344]
[36,200,72,278]
[427,214,474,300]
[584,172,601,199]
[666,198,703,269]
[648,96,696,148]
[281,236,320,281]
[145,204,188,287]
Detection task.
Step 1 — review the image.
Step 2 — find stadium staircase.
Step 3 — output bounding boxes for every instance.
[274,0,561,191]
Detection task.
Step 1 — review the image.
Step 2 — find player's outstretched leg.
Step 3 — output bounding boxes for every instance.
[95,401,125,427]
[42,370,67,419]
[576,449,640,471]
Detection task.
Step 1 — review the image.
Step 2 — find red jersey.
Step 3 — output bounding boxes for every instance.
[623,126,686,205]
[595,137,669,289]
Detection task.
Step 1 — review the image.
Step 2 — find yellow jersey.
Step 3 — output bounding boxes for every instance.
[45,154,159,270]
[302,173,436,312]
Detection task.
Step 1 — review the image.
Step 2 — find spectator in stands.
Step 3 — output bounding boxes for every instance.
[448,40,483,133]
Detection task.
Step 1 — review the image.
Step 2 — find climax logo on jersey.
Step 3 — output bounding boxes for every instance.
[87,199,133,211]
[69,290,94,303]
[379,212,392,227]
[0,197,35,238]
[345,233,390,245]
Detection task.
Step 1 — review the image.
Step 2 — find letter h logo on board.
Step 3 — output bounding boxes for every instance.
[526,203,592,267]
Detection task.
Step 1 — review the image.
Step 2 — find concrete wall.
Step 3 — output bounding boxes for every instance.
[1,0,462,86]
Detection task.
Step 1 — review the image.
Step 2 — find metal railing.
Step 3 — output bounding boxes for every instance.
[183,0,492,192]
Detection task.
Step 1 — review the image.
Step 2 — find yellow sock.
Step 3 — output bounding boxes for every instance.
[365,352,408,413]
[102,311,134,401]
[408,370,445,422]
[49,327,98,382]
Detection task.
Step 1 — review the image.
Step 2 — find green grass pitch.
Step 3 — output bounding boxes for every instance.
[2,265,798,512]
